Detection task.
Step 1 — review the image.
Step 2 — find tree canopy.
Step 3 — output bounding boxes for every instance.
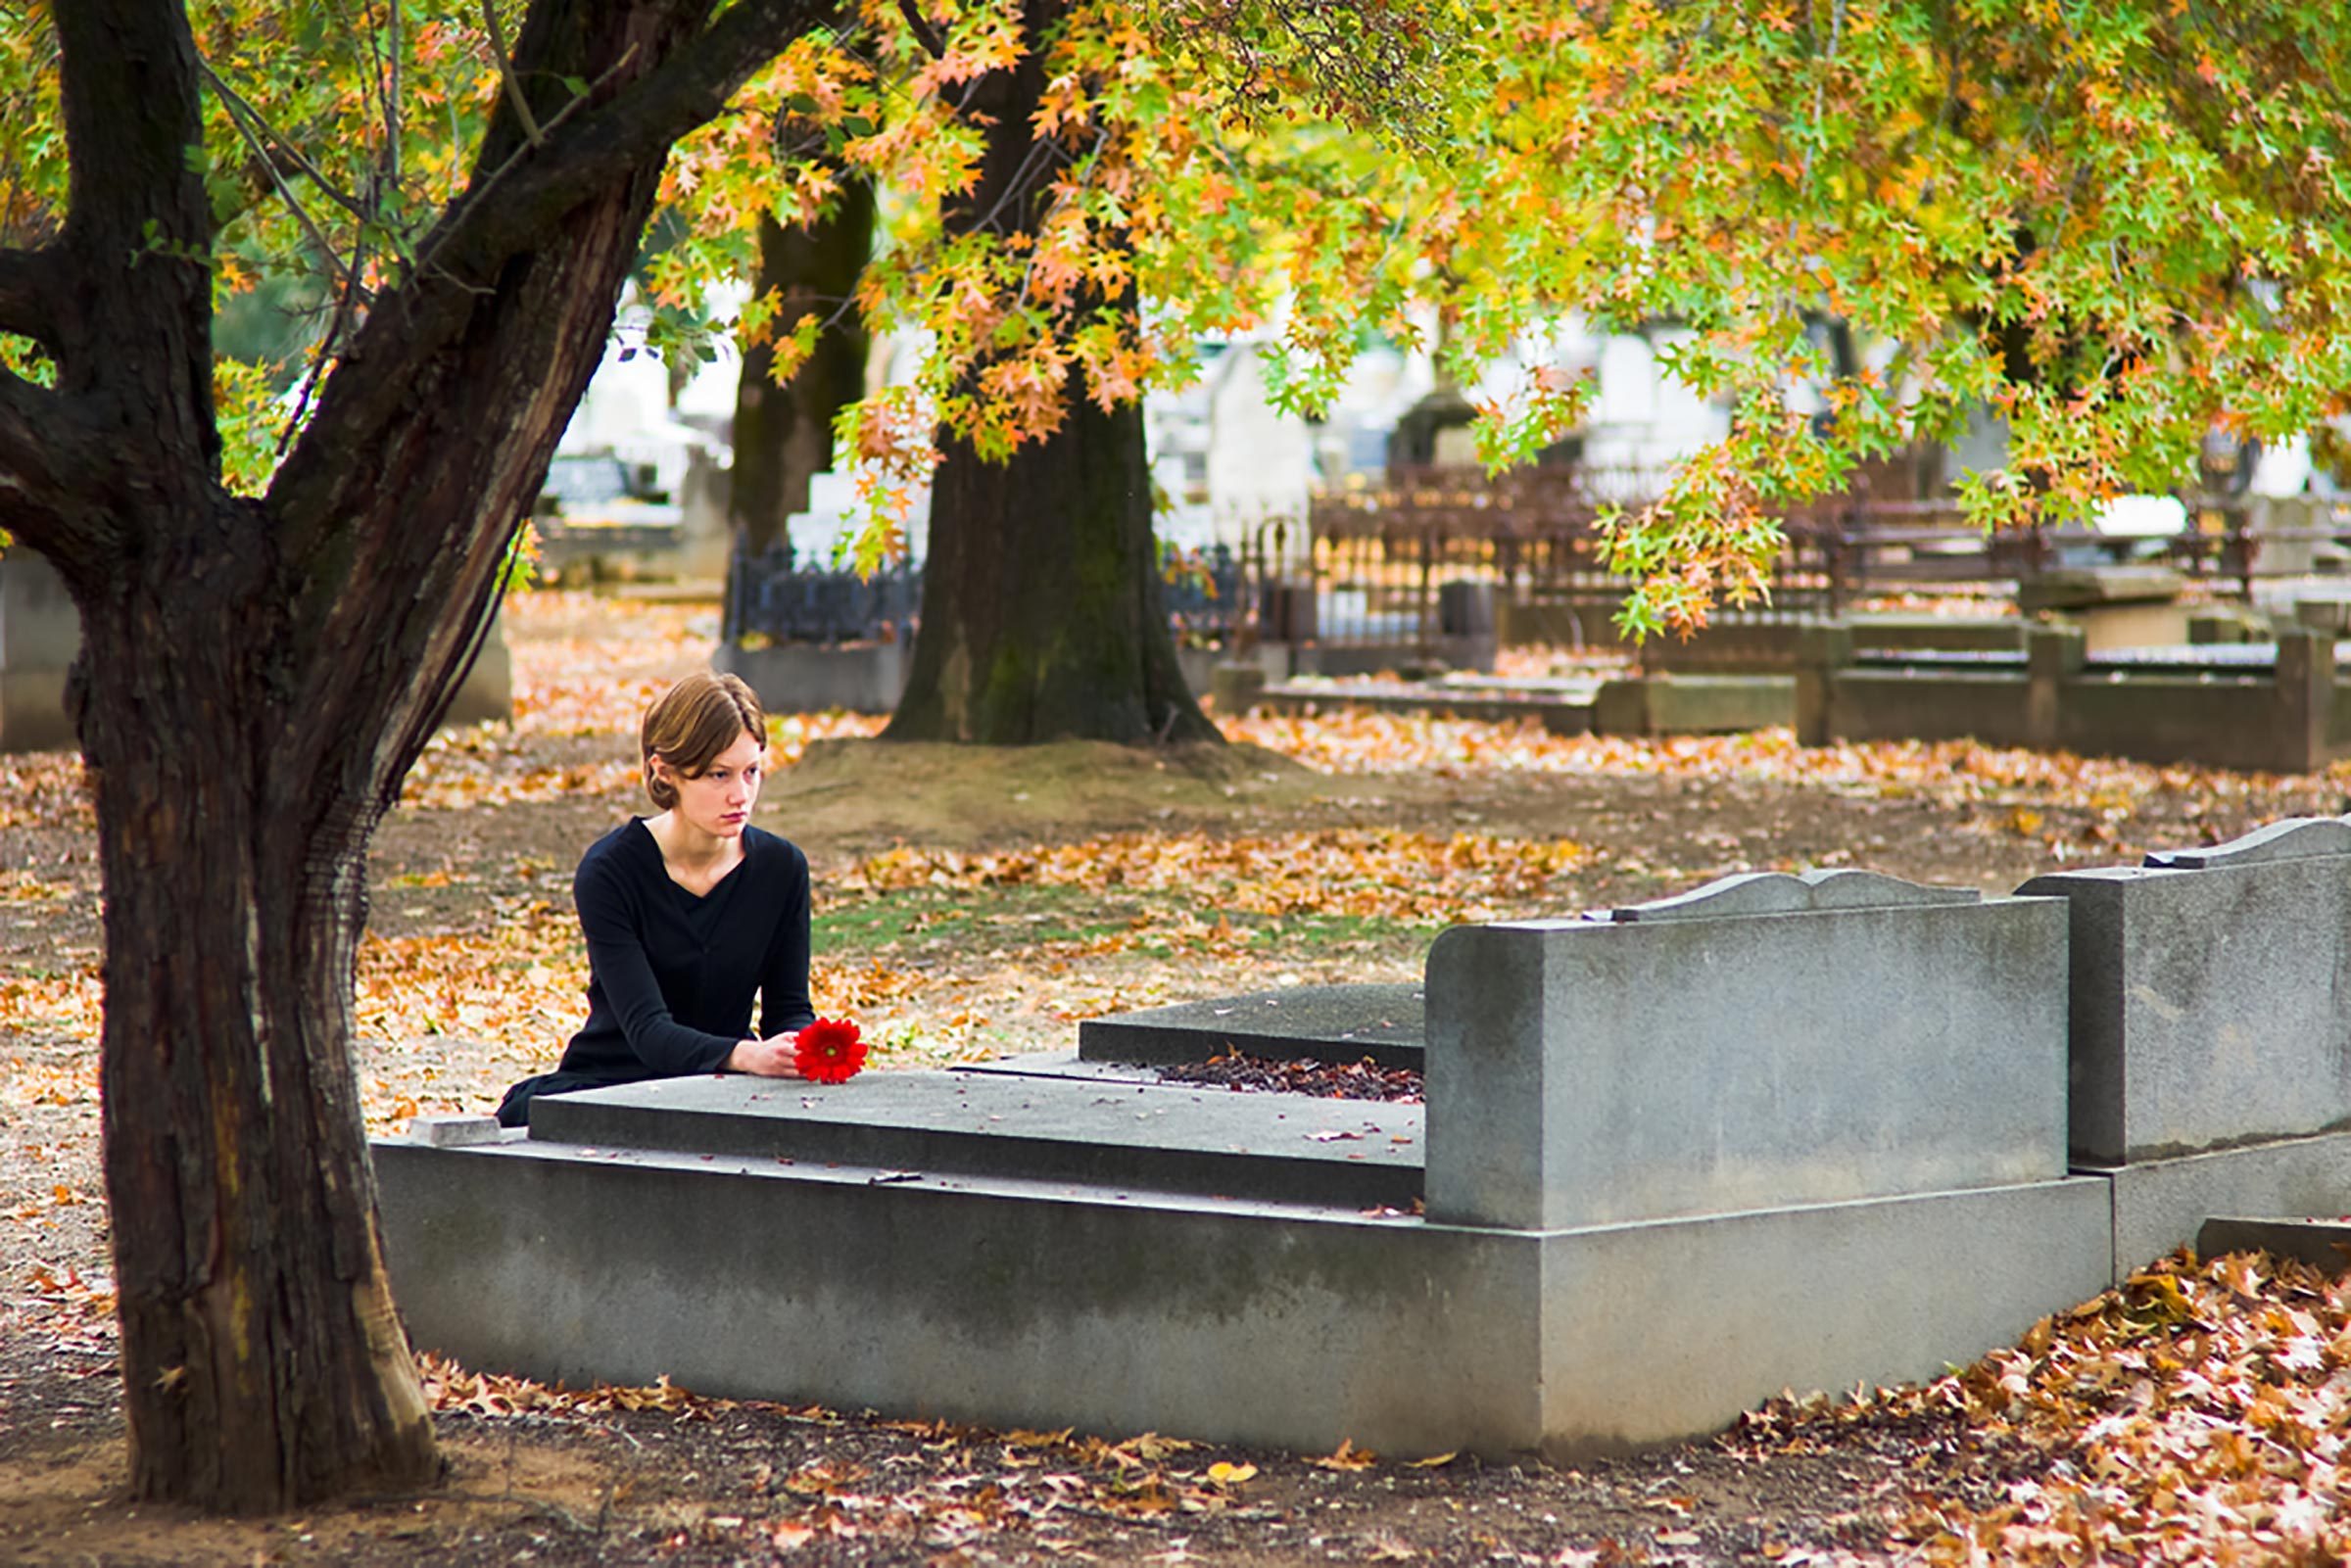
[15,1,2347,633]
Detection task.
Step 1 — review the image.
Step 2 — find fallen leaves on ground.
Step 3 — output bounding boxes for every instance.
[413,1352,1263,1548]
[1750,1250,2351,1564]
[0,755,91,832]
[1221,708,2350,819]
[841,828,1588,925]
[504,591,711,736]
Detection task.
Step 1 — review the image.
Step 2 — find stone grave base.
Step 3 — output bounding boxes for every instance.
[378,1050,2107,1460]
[380,826,2351,1459]
[2102,1130,2351,1279]
[2198,1216,2351,1273]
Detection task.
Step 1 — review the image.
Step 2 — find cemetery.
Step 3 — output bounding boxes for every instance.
[13,0,2351,1554]
[377,813,2351,1462]
[14,587,2351,1560]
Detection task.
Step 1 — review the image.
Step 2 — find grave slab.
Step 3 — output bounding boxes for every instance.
[2198,1216,2351,1274]
[950,1049,1167,1085]
[2020,817,2351,1164]
[525,1070,1423,1211]
[1078,983,1423,1069]
[1591,675,1795,736]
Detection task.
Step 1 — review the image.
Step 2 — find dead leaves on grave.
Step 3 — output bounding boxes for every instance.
[1750,1250,2351,1564]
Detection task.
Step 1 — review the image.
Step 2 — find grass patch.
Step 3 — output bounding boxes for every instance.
[815,884,1444,964]
[814,884,1146,955]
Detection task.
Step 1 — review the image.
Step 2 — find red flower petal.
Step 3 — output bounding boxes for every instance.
[792,1018,867,1084]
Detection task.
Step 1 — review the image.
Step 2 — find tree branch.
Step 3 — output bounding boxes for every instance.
[480,0,547,147]
[0,370,117,575]
[196,62,364,296]
[415,0,839,287]
[196,57,374,229]
[0,246,59,344]
[50,1,217,465]
[896,0,947,61]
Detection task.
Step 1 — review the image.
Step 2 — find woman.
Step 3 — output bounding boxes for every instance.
[496,670,812,1128]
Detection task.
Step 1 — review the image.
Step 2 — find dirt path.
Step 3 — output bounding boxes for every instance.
[6,591,2347,1562]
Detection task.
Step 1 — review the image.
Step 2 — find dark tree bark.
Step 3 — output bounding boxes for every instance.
[882,0,1216,745]
[888,391,1216,743]
[0,0,832,1514]
[730,185,875,557]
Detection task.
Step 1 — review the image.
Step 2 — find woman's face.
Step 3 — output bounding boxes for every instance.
[663,729,766,840]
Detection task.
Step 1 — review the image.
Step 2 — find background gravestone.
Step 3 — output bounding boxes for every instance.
[2020,817,2351,1164]
[1,549,510,751]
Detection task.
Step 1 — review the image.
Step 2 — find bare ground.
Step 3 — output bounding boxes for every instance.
[5,593,2344,1564]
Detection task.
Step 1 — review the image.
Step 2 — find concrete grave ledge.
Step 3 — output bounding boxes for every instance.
[1078,982,1423,1069]
[375,1129,2110,1460]
[2101,1130,2351,1281]
[2198,1216,2351,1275]
[523,1070,1423,1211]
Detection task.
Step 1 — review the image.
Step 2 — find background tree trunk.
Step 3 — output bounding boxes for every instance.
[882,0,1217,745]
[729,185,875,559]
[888,392,1217,743]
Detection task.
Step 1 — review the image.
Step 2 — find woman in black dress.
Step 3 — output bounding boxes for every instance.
[496,671,814,1127]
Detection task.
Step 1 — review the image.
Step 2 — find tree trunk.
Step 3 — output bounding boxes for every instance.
[75,536,437,1509]
[730,184,875,558]
[2,0,839,1513]
[888,392,1218,742]
[881,0,1217,745]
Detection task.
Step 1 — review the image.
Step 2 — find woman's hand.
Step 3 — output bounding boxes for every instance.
[726,1037,805,1078]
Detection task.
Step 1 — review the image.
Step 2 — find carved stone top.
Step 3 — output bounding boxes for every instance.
[2143,816,2351,871]
[1609,868,1982,925]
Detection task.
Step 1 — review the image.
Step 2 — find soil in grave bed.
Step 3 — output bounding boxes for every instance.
[1154,1051,1423,1102]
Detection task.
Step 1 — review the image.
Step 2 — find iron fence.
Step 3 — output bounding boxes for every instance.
[724,546,922,645]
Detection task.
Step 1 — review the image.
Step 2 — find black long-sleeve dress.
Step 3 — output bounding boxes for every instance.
[495,819,813,1126]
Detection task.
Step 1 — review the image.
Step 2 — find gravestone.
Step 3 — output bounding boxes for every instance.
[2017,817,2351,1271]
[379,860,2135,1459]
[1425,869,2068,1229]
[0,549,79,752]
[528,1069,1422,1210]
[2020,817,2351,1164]
[0,549,511,751]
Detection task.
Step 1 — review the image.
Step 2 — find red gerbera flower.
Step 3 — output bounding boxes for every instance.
[793,1018,867,1084]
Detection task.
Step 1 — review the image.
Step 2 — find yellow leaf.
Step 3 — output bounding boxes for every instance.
[1310,1438,1377,1470]
[1205,1461,1257,1486]
[1404,1450,1458,1468]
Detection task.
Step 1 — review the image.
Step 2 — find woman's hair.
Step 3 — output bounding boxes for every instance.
[641,672,767,810]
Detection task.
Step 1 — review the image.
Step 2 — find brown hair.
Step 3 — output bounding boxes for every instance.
[641,672,767,810]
